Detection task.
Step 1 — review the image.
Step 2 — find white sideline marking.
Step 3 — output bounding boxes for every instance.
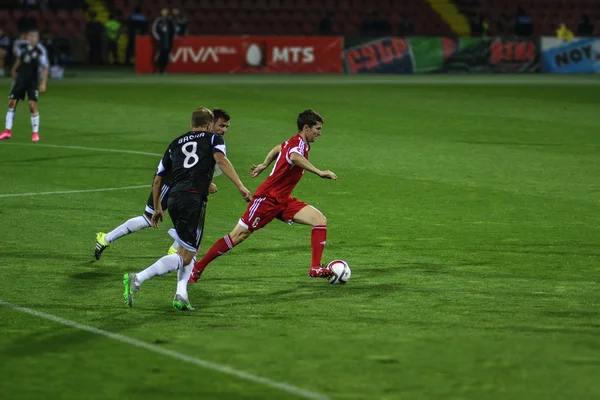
[0,185,149,198]
[0,300,331,400]
[1,142,162,157]
[0,144,158,198]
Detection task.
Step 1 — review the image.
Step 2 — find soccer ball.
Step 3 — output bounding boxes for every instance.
[327,260,351,284]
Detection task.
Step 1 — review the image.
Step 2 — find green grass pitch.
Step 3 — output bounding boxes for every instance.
[1,74,599,400]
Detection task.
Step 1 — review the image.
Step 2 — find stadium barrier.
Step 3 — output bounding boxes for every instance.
[134,35,599,75]
[343,37,540,73]
[541,37,600,73]
[135,35,343,73]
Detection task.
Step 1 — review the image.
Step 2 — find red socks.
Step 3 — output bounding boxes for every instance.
[192,226,327,278]
[311,225,327,267]
[194,234,235,273]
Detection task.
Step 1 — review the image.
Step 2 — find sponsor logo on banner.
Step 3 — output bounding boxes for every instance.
[438,37,540,73]
[169,46,237,63]
[344,37,413,74]
[490,39,536,65]
[243,43,315,66]
[135,36,342,74]
[237,38,340,73]
[272,47,315,63]
[245,43,263,66]
[541,37,599,73]
[344,37,540,74]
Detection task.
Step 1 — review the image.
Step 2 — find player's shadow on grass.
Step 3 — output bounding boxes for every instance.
[70,271,113,280]
[460,140,565,147]
[1,251,95,262]
[3,329,95,358]
[203,282,406,309]
[8,203,115,212]
[473,244,600,258]
[51,164,152,172]
[0,154,95,165]
[400,261,489,275]
[86,254,160,262]
[1,251,157,266]
[238,245,310,255]
[2,317,155,359]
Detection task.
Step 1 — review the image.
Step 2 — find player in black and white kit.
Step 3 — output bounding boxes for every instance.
[122,107,251,311]
[0,29,49,142]
[94,108,232,260]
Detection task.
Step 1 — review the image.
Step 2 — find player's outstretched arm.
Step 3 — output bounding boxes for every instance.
[249,144,282,177]
[214,152,252,202]
[151,174,164,228]
[290,153,338,180]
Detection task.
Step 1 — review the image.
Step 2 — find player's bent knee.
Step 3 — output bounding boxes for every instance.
[230,224,251,245]
[309,208,327,227]
[230,230,251,245]
[318,215,327,227]
[178,248,195,265]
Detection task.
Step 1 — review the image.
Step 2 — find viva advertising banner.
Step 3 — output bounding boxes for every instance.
[541,37,600,73]
[343,37,540,74]
[135,35,343,74]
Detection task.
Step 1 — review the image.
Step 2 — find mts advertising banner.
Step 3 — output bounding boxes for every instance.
[541,37,600,73]
[135,35,343,74]
[344,37,540,74]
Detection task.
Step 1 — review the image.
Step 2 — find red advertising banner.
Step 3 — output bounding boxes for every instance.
[136,35,343,74]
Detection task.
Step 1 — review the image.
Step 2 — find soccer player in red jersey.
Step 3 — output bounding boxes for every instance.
[189,109,338,283]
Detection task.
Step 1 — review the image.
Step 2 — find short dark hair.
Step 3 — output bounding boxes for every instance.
[212,108,230,122]
[297,109,324,131]
[191,107,214,128]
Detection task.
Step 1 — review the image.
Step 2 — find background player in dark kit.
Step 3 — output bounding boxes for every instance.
[1,29,49,142]
[152,8,176,74]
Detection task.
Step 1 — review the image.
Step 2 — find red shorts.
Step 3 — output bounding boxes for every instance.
[239,196,307,232]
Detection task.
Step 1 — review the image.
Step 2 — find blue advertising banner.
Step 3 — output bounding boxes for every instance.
[541,37,600,73]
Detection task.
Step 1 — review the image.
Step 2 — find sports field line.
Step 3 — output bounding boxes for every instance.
[0,144,157,198]
[1,142,162,157]
[0,185,149,198]
[0,299,331,400]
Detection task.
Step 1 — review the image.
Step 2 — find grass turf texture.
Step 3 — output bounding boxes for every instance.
[1,75,599,400]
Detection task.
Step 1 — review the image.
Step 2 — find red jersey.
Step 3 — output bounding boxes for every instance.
[253,134,310,203]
